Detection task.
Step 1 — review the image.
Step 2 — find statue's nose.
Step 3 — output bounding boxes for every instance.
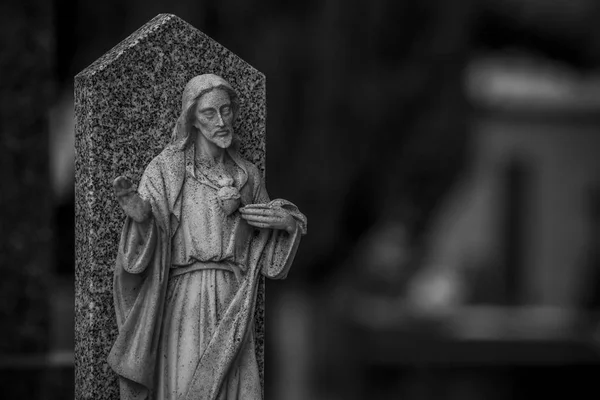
[216,113,225,127]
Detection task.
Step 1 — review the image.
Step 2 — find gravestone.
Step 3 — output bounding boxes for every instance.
[75,14,266,399]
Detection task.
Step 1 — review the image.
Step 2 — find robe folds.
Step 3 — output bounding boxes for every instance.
[108,139,307,400]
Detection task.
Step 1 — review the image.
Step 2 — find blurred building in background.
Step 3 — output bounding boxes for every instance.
[316,52,600,399]
[1,0,600,399]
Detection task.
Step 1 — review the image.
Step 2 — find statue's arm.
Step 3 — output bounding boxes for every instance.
[113,175,159,275]
[112,173,159,275]
[235,164,306,279]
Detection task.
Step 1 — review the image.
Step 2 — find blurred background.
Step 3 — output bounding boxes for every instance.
[2,0,600,398]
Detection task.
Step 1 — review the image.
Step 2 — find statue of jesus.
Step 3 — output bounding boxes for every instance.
[108,74,307,400]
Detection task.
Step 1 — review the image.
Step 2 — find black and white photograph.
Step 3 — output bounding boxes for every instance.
[1,0,600,399]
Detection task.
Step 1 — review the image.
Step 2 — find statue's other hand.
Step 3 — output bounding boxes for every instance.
[113,176,134,198]
[239,204,297,234]
[113,176,151,223]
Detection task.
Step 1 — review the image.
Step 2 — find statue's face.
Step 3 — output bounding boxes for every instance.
[193,88,234,149]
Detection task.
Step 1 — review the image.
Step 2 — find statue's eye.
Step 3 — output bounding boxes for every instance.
[202,110,216,119]
[221,106,232,116]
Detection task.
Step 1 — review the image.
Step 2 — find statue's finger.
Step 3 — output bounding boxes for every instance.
[113,176,125,187]
[240,208,276,216]
[239,204,272,212]
[246,221,271,229]
[113,176,132,190]
[240,213,271,220]
[115,187,134,197]
[241,215,278,223]
[240,209,265,216]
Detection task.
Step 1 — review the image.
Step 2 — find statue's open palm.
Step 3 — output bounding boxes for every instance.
[113,176,151,223]
[240,204,296,234]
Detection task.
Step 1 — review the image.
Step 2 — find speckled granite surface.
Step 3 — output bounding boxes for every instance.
[75,14,266,399]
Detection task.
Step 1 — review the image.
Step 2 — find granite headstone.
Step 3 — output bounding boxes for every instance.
[75,14,266,399]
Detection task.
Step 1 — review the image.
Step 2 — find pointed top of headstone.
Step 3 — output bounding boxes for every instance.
[74,12,266,170]
[76,14,263,80]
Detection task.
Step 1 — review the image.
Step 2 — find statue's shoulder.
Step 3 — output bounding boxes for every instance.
[144,141,185,176]
[241,159,265,188]
[241,158,259,173]
[158,142,185,161]
[233,155,260,177]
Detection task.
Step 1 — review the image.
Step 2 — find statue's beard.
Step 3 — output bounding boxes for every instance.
[212,132,233,149]
[196,128,234,149]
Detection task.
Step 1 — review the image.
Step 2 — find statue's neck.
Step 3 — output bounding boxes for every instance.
[195,134,226,164]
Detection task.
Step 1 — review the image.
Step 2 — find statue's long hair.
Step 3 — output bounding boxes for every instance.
[173,85,241,152]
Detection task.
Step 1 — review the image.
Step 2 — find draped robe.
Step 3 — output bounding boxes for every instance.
[107,140,307,400]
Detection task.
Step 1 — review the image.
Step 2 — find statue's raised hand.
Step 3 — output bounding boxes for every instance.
[239,204,296,234]
[113,176,151,223]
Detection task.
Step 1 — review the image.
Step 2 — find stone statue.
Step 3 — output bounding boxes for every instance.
[107,74,307,400]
